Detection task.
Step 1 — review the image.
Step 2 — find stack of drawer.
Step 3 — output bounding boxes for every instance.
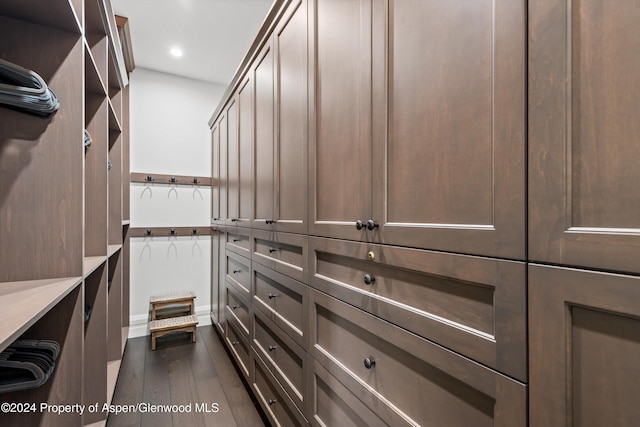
[217,226,310,425]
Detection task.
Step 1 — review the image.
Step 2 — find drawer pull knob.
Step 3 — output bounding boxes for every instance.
[213,217,219,221]
[231,341,240,346]
[268,247,278,253]
[266,219,276,224]
[268,293,278,300]
[268,399,278,406]
[232,305,239,310]
[233,269,241,274]
[233,238,241,242]
[367,219,379,230]
[268,345,278,352]
[355,219,365,230]
[363,274,376,285]
[367,251,375,261]
[231,218,239,222]
[363,357,376,369]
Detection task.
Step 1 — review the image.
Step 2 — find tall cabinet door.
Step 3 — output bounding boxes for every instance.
[212,122,221,224]
[226,96,240,226]
[253,42,276,231]
[371,0,526,259]
[273,0,308,235]
[219,113,228,224]
[529,0,640,274]
[529,265,640,427]
[238,76,253,228]
[309,0,372,242]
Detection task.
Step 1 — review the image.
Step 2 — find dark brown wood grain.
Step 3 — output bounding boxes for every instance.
[529,264,640,427]
[529,0,640,274]
[238,76,253,227]
[308,0,372,242]
[107,250,123,361]
[83,265,108,424]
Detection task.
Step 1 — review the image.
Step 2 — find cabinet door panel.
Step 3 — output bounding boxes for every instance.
[529,265,640,427]
[372,0,525,258]
[238,77,253,227]
[274,0,308,234]
[226,97,239,225]
[225,317,250,380]
[529,0,640,273]
[309,0,371,241]
[309,289,527,427]
[211,123,221,224]
[219,114,228,223]
[253,43,276,230]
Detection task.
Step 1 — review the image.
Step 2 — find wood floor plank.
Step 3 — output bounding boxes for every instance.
[200,327,267,427]
[107,337,146,427]
[140,335,173,427]
[107,326,266,427]
[186,329,238,427]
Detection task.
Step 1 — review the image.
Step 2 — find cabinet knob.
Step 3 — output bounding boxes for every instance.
[268,247,278,253]
[268,399,278,406]
[231,341,240,346]
[363,274,375,285]
[363,357,376,369]
[367,219,379,231]
[231,218,239,222]
[265,219,276,224]
[355,220,365,230]
[232,305,239,310]
[232,269,241,274]
[268,293,278,300]
[268,345,278,352]
[233,238,241,242]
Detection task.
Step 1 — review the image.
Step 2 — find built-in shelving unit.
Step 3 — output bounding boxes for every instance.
[0,1,131,426]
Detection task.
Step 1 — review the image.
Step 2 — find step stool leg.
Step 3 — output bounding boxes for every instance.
[152,333,157,350]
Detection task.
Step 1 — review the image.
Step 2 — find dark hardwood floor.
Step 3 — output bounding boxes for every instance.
[107,326,268,427]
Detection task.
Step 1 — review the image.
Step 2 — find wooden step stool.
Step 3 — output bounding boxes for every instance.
[149,315,199,350]
[150,291,196,321]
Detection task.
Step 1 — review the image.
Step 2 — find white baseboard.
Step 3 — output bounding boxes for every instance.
[127,305,212,338]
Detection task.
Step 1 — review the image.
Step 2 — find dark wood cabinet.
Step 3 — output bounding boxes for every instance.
[217,113,228,225]
[529,0,640,274]
[253,0,308,234]
[273,0,308,235]
[238,76,253,227]
[309,237,527,381]
[309,288,527,427]
[253,41,276,230]
[371,0,526,259]
[529,264,640,427]
[226,97,240,226]
[308,0,372,242]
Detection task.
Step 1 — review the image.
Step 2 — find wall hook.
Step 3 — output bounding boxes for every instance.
[146,175,154,182]
[192,228,198,235]
[146,228,152,236]
[170,176,177,183]
[170,228,176,235]
[192,177,199,184]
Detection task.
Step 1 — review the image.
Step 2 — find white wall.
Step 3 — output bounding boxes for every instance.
[128,68,224,337]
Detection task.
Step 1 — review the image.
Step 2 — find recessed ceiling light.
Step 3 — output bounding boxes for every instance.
[169,47,183,58]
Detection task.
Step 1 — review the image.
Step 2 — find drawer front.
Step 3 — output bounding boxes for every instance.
[308,356,386,427]
[310,237,526,381]
[253,351,308,427]
[309,289,527,427]
[253,310,306,409]
[225,317,250,380]
[252,230,308,282]
[225,284,250,337]
[252,263,308,348]
[226,251,251,300]
[226,228,251,257]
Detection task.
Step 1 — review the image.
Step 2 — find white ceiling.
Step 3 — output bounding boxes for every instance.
[111,0,274,86]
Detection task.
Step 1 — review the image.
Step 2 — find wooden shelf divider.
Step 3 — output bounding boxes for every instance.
[0,277,82,352]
